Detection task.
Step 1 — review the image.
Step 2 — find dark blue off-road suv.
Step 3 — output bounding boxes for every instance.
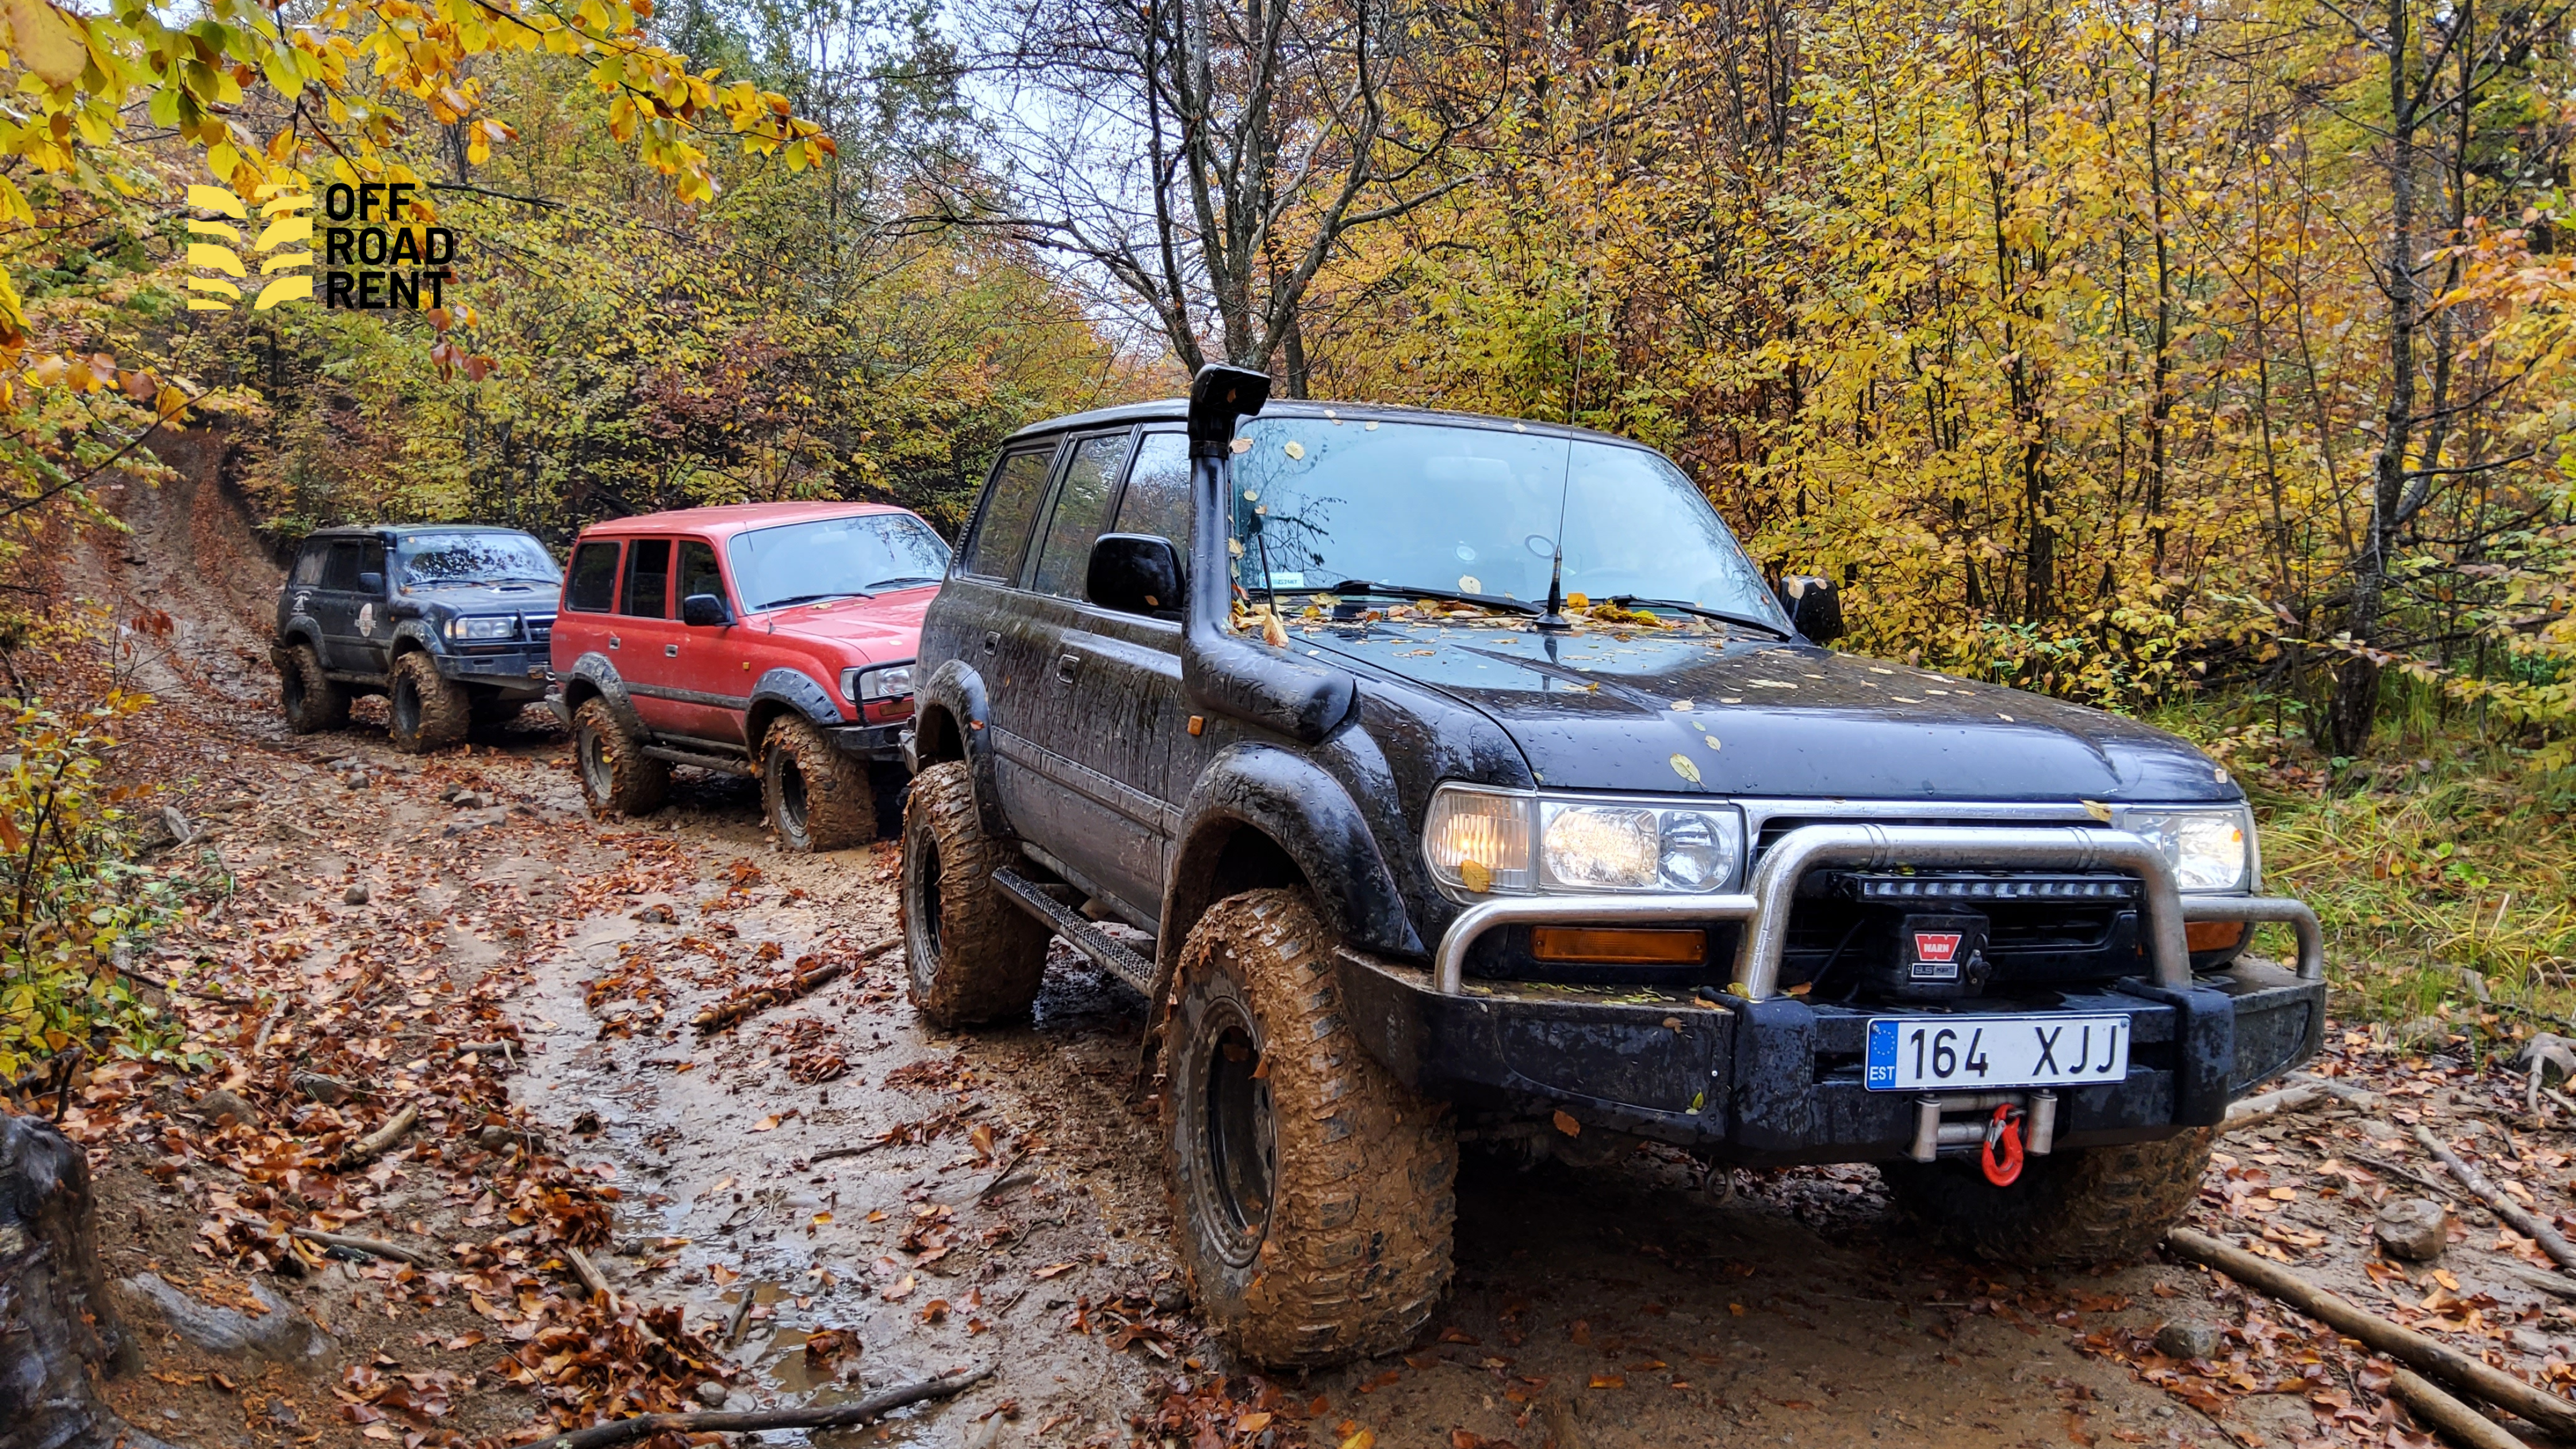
[896,366,2326,1367]
[271,525,559,752]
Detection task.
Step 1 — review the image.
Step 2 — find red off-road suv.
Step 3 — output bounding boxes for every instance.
[549,502,945,849]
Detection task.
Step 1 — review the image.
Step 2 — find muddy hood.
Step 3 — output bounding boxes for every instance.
[1313,622,2236,802]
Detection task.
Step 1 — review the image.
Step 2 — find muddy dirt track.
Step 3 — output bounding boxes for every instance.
[56,446,2576,1449]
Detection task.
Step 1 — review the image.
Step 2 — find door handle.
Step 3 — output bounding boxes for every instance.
[982,632,1000,655]
[665,644,678,658]
[609,634,620,649]
[1056,653,1079,684]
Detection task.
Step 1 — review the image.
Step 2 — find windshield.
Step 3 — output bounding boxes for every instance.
[397,533,560,586]
[726,512,952,612]
[1229,418,1782,623]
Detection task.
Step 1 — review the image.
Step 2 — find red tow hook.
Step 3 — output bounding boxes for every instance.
[1981,1104,2026,1187]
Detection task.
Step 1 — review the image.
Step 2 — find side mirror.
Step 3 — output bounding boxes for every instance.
[356,570,384,593]
[681,593,734,628]
[1777,576,1845,643]
[1088,533,1183,616]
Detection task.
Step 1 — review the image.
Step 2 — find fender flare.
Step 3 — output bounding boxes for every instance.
[750,667,839,724]
[558,653,647,738]
[389,621,439,657]
[745,667,841,754]
[1153,741,1420,1002]
[276,618,324,655]
[919,659,1010,842]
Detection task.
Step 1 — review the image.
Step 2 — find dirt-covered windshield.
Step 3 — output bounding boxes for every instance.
[397,532,560,587]
[1229,417,1782,625]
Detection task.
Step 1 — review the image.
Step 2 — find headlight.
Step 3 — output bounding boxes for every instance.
[2114,805,2257,892]
[1424,785,1742,898]
[841,662,915,704]
[444,615,517,641]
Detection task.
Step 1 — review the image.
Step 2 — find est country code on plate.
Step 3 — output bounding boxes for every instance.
[1863,1014,2130,1091]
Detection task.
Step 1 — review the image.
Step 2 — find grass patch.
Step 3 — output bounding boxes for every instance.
[2153,703,2576,1027]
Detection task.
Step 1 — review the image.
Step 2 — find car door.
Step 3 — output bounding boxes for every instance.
[995,430,1165,912]
[315,537,387,671]
[611,536,689,735]
[662,535,750,746]
[554,536,623,678]
[1084,429,1199,896]
[935,440,1062,822]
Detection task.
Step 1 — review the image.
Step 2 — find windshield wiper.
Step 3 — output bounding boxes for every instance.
[861,576,942,592]
[1607,595,1793,638]
[757,591,871,610]
[1327,581,1542,616]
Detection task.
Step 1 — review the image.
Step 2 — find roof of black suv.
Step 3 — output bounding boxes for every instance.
[299,524,539,541]
[1005,397,1650,449]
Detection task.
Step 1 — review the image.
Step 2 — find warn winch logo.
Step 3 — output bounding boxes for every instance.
[1913,932,1964,964]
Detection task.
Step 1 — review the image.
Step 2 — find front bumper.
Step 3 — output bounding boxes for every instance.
[826,721,908,762]
[1348,821,2329,1163]
[1337,949,2324,1163]
[435,647,552,696]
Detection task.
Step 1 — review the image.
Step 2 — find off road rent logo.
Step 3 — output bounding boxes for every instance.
[188,177,456,312]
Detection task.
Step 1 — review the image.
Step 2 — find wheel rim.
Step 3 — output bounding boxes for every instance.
[776,753,810,839]
[579,726,612,800]
[391,676,419,738]
[1197,998,1275,1263]
[906,820,945,975]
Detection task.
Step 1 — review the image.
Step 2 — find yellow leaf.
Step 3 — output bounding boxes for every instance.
[4,0,86,87]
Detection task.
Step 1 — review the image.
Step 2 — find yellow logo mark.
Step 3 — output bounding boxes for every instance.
[186,179,315,311]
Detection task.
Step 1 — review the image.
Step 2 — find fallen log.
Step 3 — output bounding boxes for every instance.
[0,1109,173,1449]
[510,1365,992,1449]
[339,1103,419,1168]
[289,1227,441,1268]
[2167,1226,2576,1439]
[2411,1125,2576,1274]
[691,937,899,1037]
[2389,1367,2530,1449]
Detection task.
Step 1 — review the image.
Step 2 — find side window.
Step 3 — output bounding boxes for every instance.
[622,538,673,618]
[320,541,364,591]
[961,445,1056,581]
[565,540,622,612]
[676,539,724,606]
[291,542,328,587]
[355,538,386,589]
[1030,434,1134,600]
[1113,432,1192,550]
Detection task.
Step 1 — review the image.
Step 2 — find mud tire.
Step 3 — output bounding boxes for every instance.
[386,651,471,753]
[572,697,668,818]
[1162,889,1456,1366]
[276,643,347,734]
[762,714,876,851]
[900,761,1048,1026]
[1879,1126,2215,1266]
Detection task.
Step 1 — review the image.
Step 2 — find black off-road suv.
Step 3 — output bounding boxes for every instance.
[272,525,561,752]
[900,366,2325,1366]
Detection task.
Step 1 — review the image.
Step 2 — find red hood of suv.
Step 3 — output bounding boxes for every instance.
[745,585,936,660]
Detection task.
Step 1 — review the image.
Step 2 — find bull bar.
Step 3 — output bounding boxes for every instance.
[1431,823,2325,998]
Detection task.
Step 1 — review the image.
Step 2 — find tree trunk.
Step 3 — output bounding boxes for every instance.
[1,1109,163,1449]
[2333,0,2420,757]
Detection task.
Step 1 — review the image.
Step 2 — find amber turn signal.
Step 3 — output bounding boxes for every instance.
[2186,920,2247,952]
[1530,926,1708,965]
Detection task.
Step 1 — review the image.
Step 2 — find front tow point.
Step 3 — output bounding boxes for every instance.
[1980,1105,2025,1186]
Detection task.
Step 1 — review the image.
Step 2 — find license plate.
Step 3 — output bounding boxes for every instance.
[1864,1014,2129,1091]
